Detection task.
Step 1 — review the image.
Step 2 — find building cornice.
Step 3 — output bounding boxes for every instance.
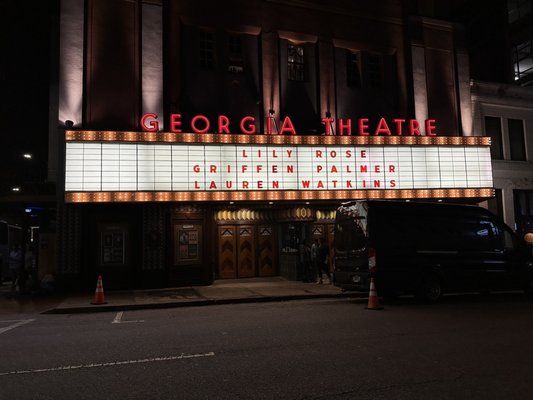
[471,80,533,103]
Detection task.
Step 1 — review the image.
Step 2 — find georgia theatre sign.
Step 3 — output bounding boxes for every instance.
[63,115,494,203]
[140,113,438,136]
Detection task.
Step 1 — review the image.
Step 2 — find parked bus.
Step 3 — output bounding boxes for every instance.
[333,201,533,302]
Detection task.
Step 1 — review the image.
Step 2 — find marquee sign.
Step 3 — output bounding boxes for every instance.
[64,131,493,203]
[140,113,438,136]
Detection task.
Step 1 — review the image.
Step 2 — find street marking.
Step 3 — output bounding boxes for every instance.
[112,311,123,323]
[111,311,144,324]
[0,352,215,377]
[0,319,35,335]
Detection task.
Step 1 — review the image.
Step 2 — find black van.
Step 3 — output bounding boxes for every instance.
[333,200,533,301]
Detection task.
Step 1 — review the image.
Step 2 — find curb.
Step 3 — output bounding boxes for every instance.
[42,292,366,314]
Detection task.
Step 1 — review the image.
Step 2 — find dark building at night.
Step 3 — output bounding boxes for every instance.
[1,0,531,290]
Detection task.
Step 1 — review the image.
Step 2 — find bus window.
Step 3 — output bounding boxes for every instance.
[334,216,367,254]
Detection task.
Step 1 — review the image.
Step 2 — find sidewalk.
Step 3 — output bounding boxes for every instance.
[45,277,363,314]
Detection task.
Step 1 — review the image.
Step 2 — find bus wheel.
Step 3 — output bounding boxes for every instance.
[416,275,442,303]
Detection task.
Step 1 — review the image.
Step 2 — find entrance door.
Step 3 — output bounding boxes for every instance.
[312,223,335,273]
[258,225,276,276]
[218,226,237,279]
[217,225,257,279]
[237,225,255,278]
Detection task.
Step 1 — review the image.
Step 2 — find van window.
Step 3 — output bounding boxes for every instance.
[494,225,518,250]
[456,220,498,251]
[335,216,367,252]
[503,230,515,249]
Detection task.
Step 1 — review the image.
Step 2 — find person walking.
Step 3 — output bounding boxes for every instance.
[310,239,319,283]
[9,245,22,291]
[316,237,331,284]
[299,240,313,282]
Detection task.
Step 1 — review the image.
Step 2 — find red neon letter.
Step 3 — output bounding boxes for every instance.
[321,118,335,135]
[392,119,405,135]
[279,116,296,135]
[141,113,159,132]
[338,119,352,136]
[409,120,421,136]
[240,116,257,134]
[218,115,230,134]
[358,118,369,136]
[374,118,392,136]
[425,119,437,136]
[170,114,182,133]
[267,116,275,134]
[191,115,210,133]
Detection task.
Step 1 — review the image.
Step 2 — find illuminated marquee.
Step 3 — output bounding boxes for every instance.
[141,113,437,136]
[64,131,493,203]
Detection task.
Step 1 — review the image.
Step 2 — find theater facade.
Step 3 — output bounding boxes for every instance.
[54,0,494,290]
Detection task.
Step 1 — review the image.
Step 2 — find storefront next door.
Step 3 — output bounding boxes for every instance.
[217,225,276,279]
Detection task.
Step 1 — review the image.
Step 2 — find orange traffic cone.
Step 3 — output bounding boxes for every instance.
[365,276,383,310]
[91,275,107,305]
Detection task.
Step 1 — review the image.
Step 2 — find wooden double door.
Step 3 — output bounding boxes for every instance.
[217,224,276,279]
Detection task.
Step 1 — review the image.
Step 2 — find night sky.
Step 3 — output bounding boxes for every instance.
[0,0,58,194]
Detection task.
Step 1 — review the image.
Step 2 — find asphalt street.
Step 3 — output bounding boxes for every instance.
[1,293,533,400]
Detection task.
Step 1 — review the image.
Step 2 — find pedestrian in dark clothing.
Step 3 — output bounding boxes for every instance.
[316,238,331,284]
[310,239,319,282]
[299,241,313,282]
[9,245,22,291]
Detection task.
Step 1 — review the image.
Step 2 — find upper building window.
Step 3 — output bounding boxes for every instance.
[507,0,531,23]
[288,43,305,81]
[513,39,533,82]
[485,116,528,161]
[199,30,215,69]
[485,116,504,160]
[346,50,361,88]
[366,54,383,88]
[228,35,244,74]
[508,119,527,161]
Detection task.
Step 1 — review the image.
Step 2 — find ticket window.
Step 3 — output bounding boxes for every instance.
[281,223,309,253]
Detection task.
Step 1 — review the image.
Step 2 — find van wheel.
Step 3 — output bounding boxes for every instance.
[416,275,442,303]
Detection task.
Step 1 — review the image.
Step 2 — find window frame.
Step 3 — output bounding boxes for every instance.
[198,29,215,69]
[346,50,361,88]
[287,43,305,82]
[507,0,532,23]
[508,118,527,161]
[484,116,504,160]
[512,39,533,81]
[365,53,383,89]
[227,34,244,74]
